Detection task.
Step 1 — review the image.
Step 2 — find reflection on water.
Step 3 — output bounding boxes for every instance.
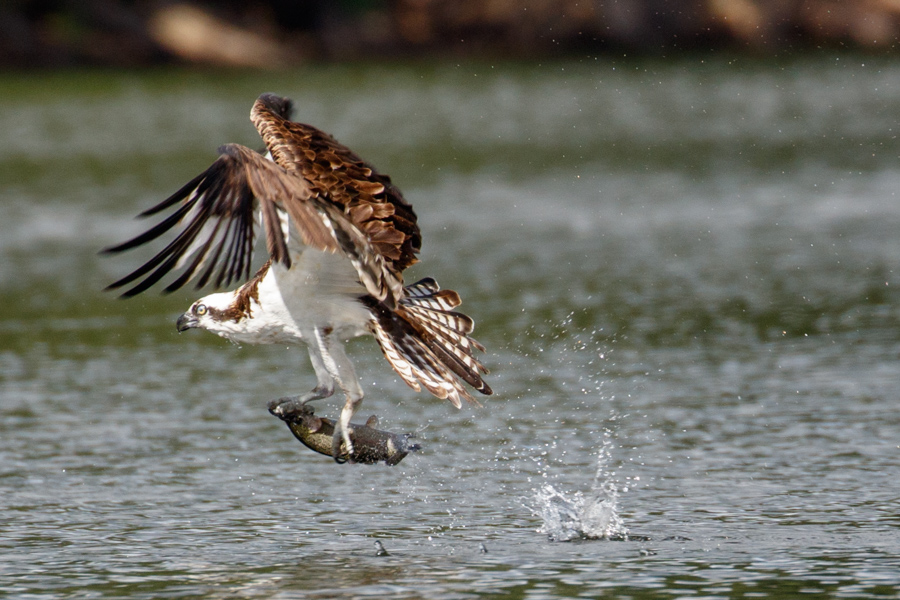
[2,56,900,598]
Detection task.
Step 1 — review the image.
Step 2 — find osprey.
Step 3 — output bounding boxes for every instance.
[104,93,492,460]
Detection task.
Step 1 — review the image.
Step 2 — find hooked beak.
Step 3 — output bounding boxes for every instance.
[176,312,199,333]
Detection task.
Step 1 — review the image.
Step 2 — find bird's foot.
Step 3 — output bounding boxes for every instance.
[266,396,310,419]
[333,396,362,463]
[300,385,334,405]
[267,386,333,418]
[328,414,381,463]
[332,426,355,464]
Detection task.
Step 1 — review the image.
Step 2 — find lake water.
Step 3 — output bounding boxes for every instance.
[2,56,899,599]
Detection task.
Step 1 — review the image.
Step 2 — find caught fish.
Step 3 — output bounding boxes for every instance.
[268,399,420,465]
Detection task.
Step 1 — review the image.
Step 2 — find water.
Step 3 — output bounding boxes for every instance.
[2,56,900,598]
[533,431,628,542]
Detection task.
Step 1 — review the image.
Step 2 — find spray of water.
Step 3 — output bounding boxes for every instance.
[531,431,628,541]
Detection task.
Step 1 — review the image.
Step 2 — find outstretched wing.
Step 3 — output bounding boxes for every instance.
[103,144,334,297]
[104,93,422,307]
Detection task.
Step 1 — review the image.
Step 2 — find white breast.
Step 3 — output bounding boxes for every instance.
[273,248,373,339]
[208,273,303,345]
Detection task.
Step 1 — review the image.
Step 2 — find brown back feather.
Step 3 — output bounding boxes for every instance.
[251,94,422,273]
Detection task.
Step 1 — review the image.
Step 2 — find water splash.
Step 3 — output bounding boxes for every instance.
[532,432,628,541]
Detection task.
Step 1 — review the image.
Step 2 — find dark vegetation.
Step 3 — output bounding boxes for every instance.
[3,0,900,68]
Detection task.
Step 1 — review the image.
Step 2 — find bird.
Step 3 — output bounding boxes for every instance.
[103,93,492,461]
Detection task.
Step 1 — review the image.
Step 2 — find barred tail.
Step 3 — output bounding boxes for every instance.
[366,277,492,408]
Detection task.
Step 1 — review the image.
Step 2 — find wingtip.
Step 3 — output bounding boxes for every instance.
[107,285,136,299]
[102,287,132,300]
[103,277,126,292]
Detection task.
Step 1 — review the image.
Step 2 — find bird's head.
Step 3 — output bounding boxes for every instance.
[176,292,235,333]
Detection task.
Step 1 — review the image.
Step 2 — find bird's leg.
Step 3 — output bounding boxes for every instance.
[335,392,363,461]
[269,345,335,416]
[299,344,337,406]
[311,328,365,461]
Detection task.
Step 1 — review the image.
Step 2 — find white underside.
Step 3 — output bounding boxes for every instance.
[274,248,373,340]
[203,248,373,345]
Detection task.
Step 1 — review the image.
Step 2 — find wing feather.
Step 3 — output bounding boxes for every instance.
[103,143,331,296]
[251,93,421,306]
[105,93,421,308]
[162,220,222,293]
[103,149,266,296]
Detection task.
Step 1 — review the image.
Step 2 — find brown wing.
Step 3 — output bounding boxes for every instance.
[104,94,420,306]
[363,278,492,408]
[103,144,335,297]
[251,93,421,273]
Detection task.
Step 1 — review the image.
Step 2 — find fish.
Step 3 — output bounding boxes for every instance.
[268,399,420,465]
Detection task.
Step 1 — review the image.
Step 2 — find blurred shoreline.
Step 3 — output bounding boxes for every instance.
[3,0,899,69]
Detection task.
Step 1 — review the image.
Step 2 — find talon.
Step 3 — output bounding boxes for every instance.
[267,396,309,418]
[268,383,335,418]
[331,427,354,463]
[342,428,354,458]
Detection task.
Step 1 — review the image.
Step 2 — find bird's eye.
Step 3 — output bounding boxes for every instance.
[195,304,208,316]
